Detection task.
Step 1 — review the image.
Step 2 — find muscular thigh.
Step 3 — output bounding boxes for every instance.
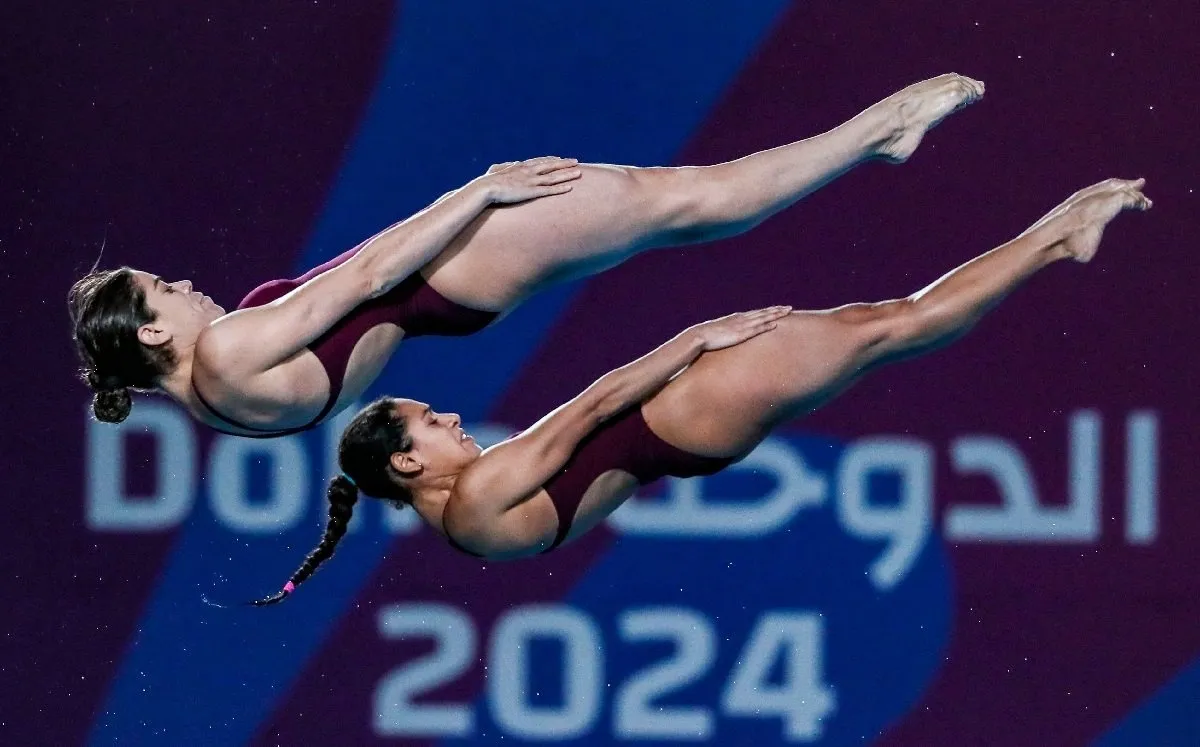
[422,164,676,309]
[643,310,875,458]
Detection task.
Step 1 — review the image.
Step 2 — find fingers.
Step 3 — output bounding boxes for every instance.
[536,183,574,196]
[740,305,793,321]
[694,306,792,350]
[482,156,582,202]
[487,156,578,177]
[739,317,785,341]
[528,156,579,175]
[492,157,576,175]
[752,305,793,329]
[732,306,792,339]
[537,167,583,186]
[715,306,792,328]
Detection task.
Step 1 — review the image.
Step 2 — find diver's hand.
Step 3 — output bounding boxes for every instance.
[478,156,582,203]
[688,306,793,352]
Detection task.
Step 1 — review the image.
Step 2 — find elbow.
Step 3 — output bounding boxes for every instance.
[353,252,390,300]
[590,381,630,425]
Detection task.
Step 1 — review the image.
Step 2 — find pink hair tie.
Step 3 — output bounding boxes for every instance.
[283,581,295,594]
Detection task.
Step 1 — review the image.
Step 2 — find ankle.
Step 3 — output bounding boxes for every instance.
[1043,241,1072,264]
[827,98,892,152]
[861,98,917,162]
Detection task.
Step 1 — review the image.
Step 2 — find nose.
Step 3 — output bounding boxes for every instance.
[448,413,462,429]
[181,280,194,293]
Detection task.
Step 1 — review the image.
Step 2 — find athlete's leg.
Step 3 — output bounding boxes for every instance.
[644,179,1151,456]
[636,73,985,246]
[425,75,984,308]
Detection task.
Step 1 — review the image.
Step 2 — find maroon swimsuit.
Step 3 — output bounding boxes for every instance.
[193,245,498,437]
[446,406,736,557]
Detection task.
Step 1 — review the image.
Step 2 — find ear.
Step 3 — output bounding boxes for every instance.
[390,451,423,477]
[137,322,172,348]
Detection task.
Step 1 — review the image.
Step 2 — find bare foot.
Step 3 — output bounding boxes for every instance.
[1056,178,1152,263]
[1020,178,1133,238]
[875,74,985,163]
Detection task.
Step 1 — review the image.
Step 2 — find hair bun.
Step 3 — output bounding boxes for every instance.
[93,386,132,423]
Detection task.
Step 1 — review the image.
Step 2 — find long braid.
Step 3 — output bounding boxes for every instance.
[249,475,359,606]
[247,397,412,606]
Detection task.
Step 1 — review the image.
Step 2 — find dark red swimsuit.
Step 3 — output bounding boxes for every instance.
[193,245,498,438]
[446,406,736,557]
[197,249,734,557]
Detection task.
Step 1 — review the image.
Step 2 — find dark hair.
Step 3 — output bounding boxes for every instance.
[251,398,414,606]
[68,268,177,423]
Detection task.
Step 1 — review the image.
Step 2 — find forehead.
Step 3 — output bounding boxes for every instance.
[390,398,428,418]
[129,270,159,292]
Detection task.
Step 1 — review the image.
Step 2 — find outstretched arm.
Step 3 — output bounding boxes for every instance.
[445,307,792,549]
[204,157,582,374]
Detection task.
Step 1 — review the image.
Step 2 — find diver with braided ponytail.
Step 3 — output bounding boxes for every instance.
[249,396,415,605]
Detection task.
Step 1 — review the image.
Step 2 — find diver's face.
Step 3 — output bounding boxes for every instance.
[131,270,225,347]
[391,399,482,476]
